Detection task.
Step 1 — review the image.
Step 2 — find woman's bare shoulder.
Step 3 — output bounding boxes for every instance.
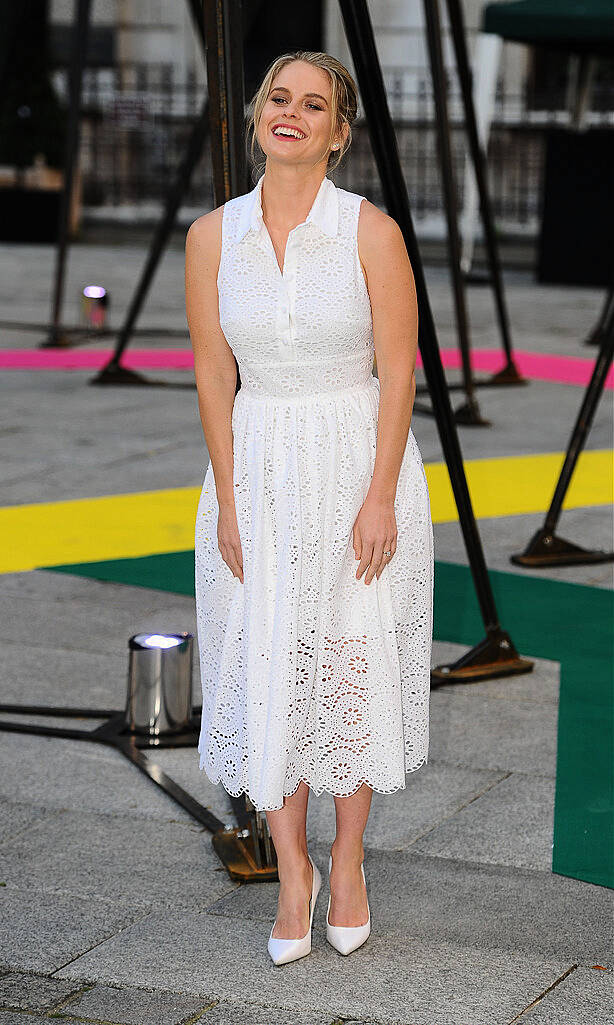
[186,202,225,248]
[357,199,408,287]
[358,198,404,251]
[185,204,227,284]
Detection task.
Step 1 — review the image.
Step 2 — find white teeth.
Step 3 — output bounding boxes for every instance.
[273,127,305,139]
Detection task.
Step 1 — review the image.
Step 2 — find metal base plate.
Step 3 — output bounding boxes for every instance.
[212,827,278,882]
[454,399,491,426]
[90,363,161,387]
[432,630,534,685]
[511,530,614,568]
[487,361,529,387]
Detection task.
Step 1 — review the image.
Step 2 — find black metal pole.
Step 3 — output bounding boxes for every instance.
[92,0,209,382]
[338,0,531,681]
[204,0,249,206]
[44,0,92,348]
[545,326,613,533]
[91,96,211,385]
[585,284,613,346]
[199,0,264,839]
[92,0,260,382]
[422,0,488,426]
[445,0,525,385]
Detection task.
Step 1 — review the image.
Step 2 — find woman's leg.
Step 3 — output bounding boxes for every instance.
[329,783,372,926]
[265,781,313,939]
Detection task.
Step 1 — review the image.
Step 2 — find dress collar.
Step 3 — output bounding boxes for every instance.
[237,172,339,242]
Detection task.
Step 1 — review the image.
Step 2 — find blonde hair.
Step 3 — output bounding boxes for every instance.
[246,51,359,179]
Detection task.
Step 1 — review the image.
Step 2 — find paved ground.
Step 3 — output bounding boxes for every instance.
[0,237,612,1024]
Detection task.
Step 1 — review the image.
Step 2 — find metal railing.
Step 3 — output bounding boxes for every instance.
[49,59,613,233]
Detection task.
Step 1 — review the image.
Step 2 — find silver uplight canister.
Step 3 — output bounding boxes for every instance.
[81,284,108,329]
[124,632,194,738]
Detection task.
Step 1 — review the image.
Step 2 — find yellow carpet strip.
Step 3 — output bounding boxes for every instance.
[1,449,611,575]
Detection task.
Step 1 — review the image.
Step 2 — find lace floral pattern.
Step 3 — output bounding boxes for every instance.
[195,174,434,811]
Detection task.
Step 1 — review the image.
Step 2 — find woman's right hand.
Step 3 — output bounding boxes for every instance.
[217,505,244,583]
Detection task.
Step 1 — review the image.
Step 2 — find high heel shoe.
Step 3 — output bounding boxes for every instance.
[267,854,322,965]
[326,852,371,955]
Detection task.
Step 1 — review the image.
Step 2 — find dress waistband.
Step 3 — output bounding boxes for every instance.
[236,376,380,406]
[236,353,376,399]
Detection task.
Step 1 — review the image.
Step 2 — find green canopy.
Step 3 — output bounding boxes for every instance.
[482,1,614,54]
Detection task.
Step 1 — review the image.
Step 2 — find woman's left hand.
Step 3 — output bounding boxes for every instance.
[352,492,397,584]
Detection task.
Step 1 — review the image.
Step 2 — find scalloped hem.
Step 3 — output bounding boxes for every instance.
[198,753,428,812]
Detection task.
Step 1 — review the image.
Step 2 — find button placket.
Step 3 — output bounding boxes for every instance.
[282,227,301,351]
[277,279,291,349]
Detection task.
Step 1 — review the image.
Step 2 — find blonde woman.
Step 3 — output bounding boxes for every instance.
[185,51,433,965]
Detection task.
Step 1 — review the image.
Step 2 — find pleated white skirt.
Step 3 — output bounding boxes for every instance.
[195,375,433,811]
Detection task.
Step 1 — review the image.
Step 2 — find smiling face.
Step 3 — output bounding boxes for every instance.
[257,60,345,169]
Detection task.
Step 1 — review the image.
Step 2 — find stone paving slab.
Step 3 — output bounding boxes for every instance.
[57,981,215,1024]
[2,242,595,338]
[0,569,184,607]
[410,771,556,871]
[52,909,578,1025]
[197,1003,337,1025]
[0,1008,339,1025]
[517,965,614,1024]
[0,640,128,707]
[206,848,613,964]
[427,687,558,776]
[0,1014,56,1025]
[0,889,145,974]
[0,375,205,506]
[118,747,239,827]
[0,732,232,828]
[428,375,613,462]
[305,762,507,852]
[0,808,237,913]
[0,971,83,1013]
[0,592,197,658]
[0,736,197,824]
[0,801,50,845]
[0,974,353,1025]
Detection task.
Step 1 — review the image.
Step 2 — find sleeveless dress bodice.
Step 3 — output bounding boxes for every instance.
[194,172,434,812]
[217,172,374,397]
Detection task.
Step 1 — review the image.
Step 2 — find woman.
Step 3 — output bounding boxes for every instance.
[185,51,433,966]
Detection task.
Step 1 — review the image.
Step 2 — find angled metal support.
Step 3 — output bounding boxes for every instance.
[445,0,526,390]
[92,0,263,386]
[422,0,489,425]
[339,0,532,685]
[512,302,614,568]
[42,0,92,348]
[0,692,275,883]
[90,94,211,387]
[585,284,614,346]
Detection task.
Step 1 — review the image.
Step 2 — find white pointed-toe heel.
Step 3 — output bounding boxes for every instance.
[267,854,322,966]
[326,853,371,955]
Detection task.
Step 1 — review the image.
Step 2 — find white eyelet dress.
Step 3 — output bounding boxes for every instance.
[195,172,434,811]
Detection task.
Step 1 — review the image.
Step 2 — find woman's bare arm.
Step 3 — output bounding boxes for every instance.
[185,207,237,511]
[352,200,419,584]
[358,199,418,503]
[185,207,244,582]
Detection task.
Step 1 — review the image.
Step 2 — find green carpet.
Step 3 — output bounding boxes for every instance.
[49,552,614,889]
